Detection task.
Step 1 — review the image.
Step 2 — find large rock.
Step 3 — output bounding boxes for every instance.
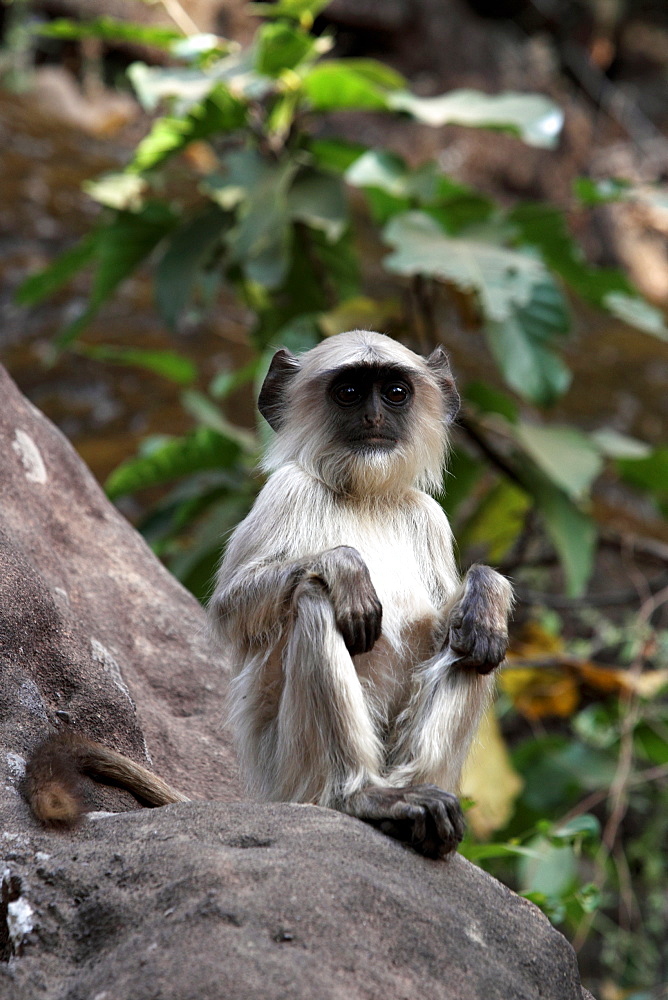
[0,364,592,998]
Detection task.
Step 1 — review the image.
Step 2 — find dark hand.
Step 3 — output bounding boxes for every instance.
[317,546,383,656]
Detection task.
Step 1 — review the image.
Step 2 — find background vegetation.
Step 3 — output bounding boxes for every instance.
[4,1,668,996]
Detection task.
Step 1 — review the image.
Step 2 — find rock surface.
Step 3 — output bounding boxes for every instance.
[0,364,592,998]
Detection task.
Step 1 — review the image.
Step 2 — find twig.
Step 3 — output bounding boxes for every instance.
[456,414,524,488]
[157,0,201,37]
[515,572,668,609]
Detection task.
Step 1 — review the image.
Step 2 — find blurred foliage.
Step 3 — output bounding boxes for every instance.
[13,0,668,994]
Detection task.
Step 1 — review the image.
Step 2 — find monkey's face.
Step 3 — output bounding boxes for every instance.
[327,364,414,454]
[259,330,459,497]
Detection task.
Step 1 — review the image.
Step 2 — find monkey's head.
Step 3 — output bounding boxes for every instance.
[258,331,460,497]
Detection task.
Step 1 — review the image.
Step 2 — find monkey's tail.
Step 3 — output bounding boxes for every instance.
[23,731,189,829]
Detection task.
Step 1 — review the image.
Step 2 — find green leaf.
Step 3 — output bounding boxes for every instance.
[459,479,530,562]
[309,138,368,173]
[603,293,668,342]
[464,382,518,422]
[518,839,577,896]
[389,89,564,148]
[551,814,601,843]
[255,21,316,76]
[518,465,596,596]
[345,150,408,197]
[83,173,147,211]
[302,60,404,111]
[484,288,571,407]
[16,232,98,306]
[35,16,180,49]
[508,203,634,307]
[287,170,347,241]
[514,423,603,499]
[618,447,668,495]
[384,212,548,322]
[181,390,257,451]
[248,0,332,24]
[75,345,196,384]
[130,85,247,172]
[105,427,242,499]
[207,150,300,289]
[128,63,215,113]
[461,842,541,862]
[210,357,263,399]
[573,176,631,206]
[170,34,224,62]
[384,211,570,404]
[590,429,652,460]
[57,204,177,347]
[156,205,229,329]
[575,883,601,914]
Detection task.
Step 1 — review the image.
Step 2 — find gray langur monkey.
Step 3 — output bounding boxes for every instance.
[209,330,513,858]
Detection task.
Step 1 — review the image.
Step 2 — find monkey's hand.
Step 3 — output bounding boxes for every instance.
[446,564,511,674]
[314,545,383,656]
[346,784,465,859]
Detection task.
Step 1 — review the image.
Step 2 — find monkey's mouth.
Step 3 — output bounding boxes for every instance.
[350,435,398,449]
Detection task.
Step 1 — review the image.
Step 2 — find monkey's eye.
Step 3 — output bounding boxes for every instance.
[382,382,410,406]
[333,383,362,406]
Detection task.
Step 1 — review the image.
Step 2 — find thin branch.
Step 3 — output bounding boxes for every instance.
[456,413,524,488]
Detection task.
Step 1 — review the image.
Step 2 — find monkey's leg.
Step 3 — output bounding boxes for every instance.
[270,577,384,806]
[368,647,490,856]
[376,568,512,855]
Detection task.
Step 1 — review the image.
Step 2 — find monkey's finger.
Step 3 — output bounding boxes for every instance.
[428,796,465,850]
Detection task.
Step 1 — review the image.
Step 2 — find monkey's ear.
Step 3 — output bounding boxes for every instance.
[258,348,301,430]
[425,346,460,424]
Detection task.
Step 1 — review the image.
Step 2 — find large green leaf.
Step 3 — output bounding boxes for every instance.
[206,150,301,288]
[16,232,98,306]
[485,314,571,407]
[459,479,531,562]
[35,16,180,49]
[75,345,196,385]
[56,204,177,347]
[384,211,570,404]
[514,423,603,500]
[346,152,492,230]
[105,427,242,500]
[345,150,408,197]
[255,21,317,76]
[130,85,247,173]
[128,63,215,113]
[287,171,347,241]
[603,293,668,342]
[301,60,404,111]
[248,0,332,23]
[518,465,597,596]
[385,212,544,321]
[389,89,564,148]
[618,447,668,495]
[309,138,369,173]
[83,173,147,211]
[508,203,633,306]
[156,206,229,329]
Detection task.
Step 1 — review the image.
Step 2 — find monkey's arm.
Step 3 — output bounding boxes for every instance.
[24,731,188,829]
[445,564,514,673]
[211,546,382,657]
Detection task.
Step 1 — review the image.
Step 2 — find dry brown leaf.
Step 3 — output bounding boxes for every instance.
[500,666,580,719]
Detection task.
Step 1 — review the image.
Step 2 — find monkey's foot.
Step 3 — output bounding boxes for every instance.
[447,613,508,674]
[346,784,465,859]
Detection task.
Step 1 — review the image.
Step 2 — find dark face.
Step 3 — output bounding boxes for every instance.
[327,364,414,451]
